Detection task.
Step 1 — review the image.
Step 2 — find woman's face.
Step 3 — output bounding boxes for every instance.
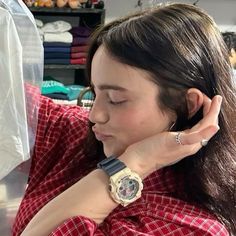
[89,46,174,157]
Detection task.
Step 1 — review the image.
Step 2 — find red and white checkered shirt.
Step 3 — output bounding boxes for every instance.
[12,86,229,236]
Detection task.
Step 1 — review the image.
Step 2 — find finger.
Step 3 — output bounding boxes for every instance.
[192,95,222,131]
[203,95,222,123]
[175,125,219,146]
[202,94,212,116]
[190,95,212,132]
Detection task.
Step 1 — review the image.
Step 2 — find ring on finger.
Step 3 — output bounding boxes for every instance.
[175,132,183,145]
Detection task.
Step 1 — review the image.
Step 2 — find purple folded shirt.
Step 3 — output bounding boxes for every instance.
[69,26,91,37]
[72,36,89,46]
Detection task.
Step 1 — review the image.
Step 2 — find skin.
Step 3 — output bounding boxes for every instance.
[21,45,222,235]
[89,46,175,158]
[229,48,236,68]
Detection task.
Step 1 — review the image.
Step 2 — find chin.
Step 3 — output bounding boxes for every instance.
[103,145,125,158]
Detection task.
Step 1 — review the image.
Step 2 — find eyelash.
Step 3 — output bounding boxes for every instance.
[91,89,126,106]
[109,100,126,105]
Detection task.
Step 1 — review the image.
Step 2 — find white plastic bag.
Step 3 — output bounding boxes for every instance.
[0,0,43,234]
[0,6,28,180]
[0,0,43,179]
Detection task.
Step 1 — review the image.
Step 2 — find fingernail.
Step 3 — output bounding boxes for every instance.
[217,96,222,104]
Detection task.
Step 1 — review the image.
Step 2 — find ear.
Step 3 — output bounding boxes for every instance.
[186,88,204,118]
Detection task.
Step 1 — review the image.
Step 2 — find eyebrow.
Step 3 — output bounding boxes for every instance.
[91,84,128,92]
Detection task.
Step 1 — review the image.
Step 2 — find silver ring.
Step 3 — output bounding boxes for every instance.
[175,132,183,145]
[201,139,208,147]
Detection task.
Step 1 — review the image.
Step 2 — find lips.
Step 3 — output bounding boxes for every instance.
[92,127,112,141]
[93,131,112,141]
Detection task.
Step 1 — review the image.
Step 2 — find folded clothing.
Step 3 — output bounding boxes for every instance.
[66,85,93,101]
[70,26,91,37]
[44,85,94,101]
[42,20,72,33]
[52,99,77,105]
[71,52,87,59]
[44,46,71,53]
[41,80,70,95]
[35,18,43,28]
[44,58,70,64]
[43,42,71,47]
[44,32,73,43]
[71,45,88,53]
[37,28,44,41]
[44,52,70,59]
[70,58,86,64]
[45,93,68,100]
[72,36,89,46]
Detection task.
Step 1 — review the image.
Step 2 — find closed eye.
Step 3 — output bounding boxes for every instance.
[109,100,127,105]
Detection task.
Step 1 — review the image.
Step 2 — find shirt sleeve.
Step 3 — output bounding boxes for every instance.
[48,212,229,236]
[49,216,98,236]
[12,88,91,236]
[26,91,89,191]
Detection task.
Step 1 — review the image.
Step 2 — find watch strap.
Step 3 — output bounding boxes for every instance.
[97,156,126,176]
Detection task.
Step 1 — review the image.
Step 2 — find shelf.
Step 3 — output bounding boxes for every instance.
[44,64,86,69]
[29,6,105,14]
[30,5,105,84]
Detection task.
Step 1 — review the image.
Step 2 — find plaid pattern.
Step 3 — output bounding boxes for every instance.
[12,87,228,236]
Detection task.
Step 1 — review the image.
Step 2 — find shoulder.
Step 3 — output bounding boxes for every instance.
[38,94,88,124]
[37,95,89,141]
[32,96,90,175]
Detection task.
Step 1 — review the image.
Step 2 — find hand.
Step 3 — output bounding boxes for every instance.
[120,95,222,179]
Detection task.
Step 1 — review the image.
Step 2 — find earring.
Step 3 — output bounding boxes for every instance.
[169,122,176,131]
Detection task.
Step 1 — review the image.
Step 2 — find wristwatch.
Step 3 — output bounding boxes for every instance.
[97,156,143,207]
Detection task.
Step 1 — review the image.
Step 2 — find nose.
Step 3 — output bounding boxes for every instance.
[89,98,109,124]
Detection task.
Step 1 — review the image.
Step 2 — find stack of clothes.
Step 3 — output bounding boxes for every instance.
[42,21,73,65]
[41,77,93,105]
[69,26,91,65]
[35,19,91,65]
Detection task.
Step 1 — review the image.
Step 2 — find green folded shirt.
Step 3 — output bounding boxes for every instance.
[41,80,70,95]
[66,85,93,101]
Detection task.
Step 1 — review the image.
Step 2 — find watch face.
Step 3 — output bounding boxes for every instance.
[117,176,139,200]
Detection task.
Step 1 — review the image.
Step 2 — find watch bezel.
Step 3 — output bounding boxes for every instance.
[109,168,143,207]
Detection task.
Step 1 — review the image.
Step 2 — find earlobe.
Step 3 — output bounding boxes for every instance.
[186,88,204,118]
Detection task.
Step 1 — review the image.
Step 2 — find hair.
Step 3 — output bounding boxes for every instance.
[222,32,236,55]
[85,3,236,234]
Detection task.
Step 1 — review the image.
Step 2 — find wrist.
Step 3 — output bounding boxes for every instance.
[118,148,155,180]
[97,156,143,207]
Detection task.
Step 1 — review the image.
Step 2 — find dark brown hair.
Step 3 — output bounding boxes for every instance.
[86,3,236,234]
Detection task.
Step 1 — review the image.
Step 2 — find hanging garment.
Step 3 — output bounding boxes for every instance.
[0,6,27,181]
[0,0,43,180]
[0,0,43,234]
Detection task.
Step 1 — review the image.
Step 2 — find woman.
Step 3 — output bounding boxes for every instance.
[222,32,236,83]
[222,32,236,69]
[14,3,236,236]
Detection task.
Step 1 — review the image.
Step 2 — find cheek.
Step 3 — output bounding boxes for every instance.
[114,108,169,144]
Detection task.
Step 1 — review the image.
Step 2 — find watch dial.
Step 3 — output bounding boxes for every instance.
[117,176,139,200]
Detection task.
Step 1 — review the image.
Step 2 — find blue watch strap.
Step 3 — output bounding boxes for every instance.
[97,156,126,177]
